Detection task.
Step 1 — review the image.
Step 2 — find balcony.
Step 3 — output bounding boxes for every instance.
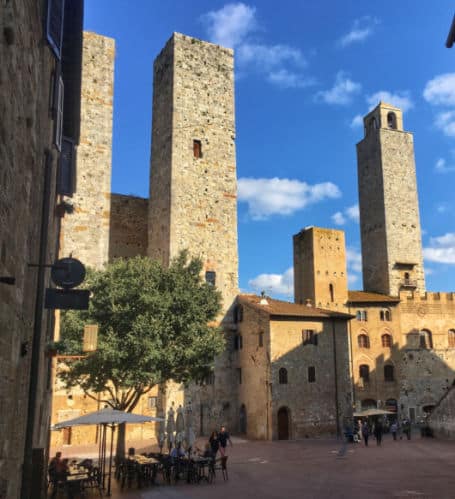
[401,278,417,289]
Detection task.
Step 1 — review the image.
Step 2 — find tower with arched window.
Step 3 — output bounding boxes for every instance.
[356,102,426,296]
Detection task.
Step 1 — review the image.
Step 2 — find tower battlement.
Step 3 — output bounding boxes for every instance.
[399,290,455,303]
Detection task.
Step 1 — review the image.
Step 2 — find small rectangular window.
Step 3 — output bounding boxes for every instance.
[147,396,157,409]
[258,332,264,347]
[193,139,202,158]
[237,368,242,385]
[308,366,316,383]
[205,271,216,286]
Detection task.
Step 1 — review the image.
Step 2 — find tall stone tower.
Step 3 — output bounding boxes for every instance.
[148,33,239,431]
[293,226,348,310]
[60,32,115,269]
[148,33,238,311]
[356,102,425,296]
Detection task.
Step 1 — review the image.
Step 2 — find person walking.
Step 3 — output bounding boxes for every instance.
[209,430,220,457]
[374,419,383,446]
[402,419,411,440]
[361,420,370,447]
[390,420,398,441]
[218,425,232,457]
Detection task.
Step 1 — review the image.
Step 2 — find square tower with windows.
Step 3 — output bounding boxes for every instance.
[293,226,348,310]
[148,33,239,311]
[356,102,425,296]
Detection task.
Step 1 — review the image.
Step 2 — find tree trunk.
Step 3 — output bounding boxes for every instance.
[115,422,126,464]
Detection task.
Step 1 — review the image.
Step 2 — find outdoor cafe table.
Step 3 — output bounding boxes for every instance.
[65,468,89,498]
[130,456,160,487]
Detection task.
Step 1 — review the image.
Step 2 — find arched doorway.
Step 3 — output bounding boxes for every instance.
[239,404,247,434]
[277,406,290,440]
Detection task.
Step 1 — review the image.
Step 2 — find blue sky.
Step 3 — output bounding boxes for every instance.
[84,1,455,298]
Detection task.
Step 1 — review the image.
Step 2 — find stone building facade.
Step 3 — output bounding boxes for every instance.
[0,1,84,498]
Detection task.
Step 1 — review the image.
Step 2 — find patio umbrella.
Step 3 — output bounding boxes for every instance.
[184,405,196,456]
[353,408,396,417]
[52,408,163,496]
[157,411,166,453]
[176,405,185,433]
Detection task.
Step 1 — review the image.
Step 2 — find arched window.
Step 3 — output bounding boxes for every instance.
[356,310,368,321]
[329,283,334,302]
[380,309,391,321]
[279,368,288,384]
[387,112,397,129]
[368,117,378,133]
[359,364,370,383]
[384,364,394,382]
[448,329,455,348]
[381,333,392,348]
[234,334,243,350]
[419,330,433,349]
[234,304,243,323]
[358,334,370,348]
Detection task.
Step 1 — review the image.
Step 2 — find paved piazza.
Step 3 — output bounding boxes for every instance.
[106,436,455,499]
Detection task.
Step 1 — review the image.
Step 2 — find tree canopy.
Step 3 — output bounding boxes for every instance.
[59,252,224,412]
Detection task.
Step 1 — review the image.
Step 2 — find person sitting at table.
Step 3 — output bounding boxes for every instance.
[196,443,214,459]
[170,442,186,459]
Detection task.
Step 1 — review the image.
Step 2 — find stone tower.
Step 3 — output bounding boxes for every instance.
[60,32,115,269]
[148,33,239,431]
[293,226,348,310]
[148,33,238,310]
[356,102,425,296]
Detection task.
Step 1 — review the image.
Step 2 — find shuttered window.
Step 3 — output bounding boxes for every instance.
[57,137,76,196]
[46,0,65,60]
[54,76,64,151]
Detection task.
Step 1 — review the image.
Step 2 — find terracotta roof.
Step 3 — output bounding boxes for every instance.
[347,291,400,303]
[238,294,353,320]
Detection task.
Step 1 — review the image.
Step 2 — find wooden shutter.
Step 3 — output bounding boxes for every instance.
[57,137,76,196]
[54,77,64,151]
[46,0,66,60]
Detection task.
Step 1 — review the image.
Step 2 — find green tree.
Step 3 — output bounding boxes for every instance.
[59,252,224,458]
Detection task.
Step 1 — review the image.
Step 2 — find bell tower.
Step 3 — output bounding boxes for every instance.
[356,102,425,296]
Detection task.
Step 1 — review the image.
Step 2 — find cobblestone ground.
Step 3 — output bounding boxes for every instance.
[54,435,455,498]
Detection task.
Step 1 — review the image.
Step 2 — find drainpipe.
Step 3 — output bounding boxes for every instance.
[21,151,53,499]
[331,319,341,438]
[347,304,356,411]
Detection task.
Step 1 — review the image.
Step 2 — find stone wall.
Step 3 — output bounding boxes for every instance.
[60,32,115,270]
[357,103,425,296]
[109,194,148,260]
[0,2,62,497]
[428,385,455,439]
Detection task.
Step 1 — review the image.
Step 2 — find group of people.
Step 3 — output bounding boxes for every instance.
[170,425,233,460]
[356,418,413,446]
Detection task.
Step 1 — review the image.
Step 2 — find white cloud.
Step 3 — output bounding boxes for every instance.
[331,204,359,225]
[348,274,359,284]
[435,111,455,137]
[435,158,455,173]
[317,71,361,105]
[339,16,379,47]
[366,91,414,112]
[248,267,294,296]
[202,3,309,88]
[202,3,256,48]
[351,114,363,128]
[423,73,455,106]
[238,177,341,220]
[436,202,449,214]
[346,247,362,273]
[423,233,455,264]
[331,211,346,225]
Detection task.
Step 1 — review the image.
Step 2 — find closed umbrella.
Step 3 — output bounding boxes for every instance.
[184,405,196,456]
[166,407,175,451]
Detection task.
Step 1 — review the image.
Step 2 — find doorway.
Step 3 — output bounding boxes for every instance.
[239,404,247,434]
[277,407,290,440]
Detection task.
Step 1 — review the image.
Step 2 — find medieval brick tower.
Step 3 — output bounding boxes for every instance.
[60,32,115,269]
[148,33,239,431]
[148,32,238,310]
[356,102,425,296]
[293,226,348,310]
